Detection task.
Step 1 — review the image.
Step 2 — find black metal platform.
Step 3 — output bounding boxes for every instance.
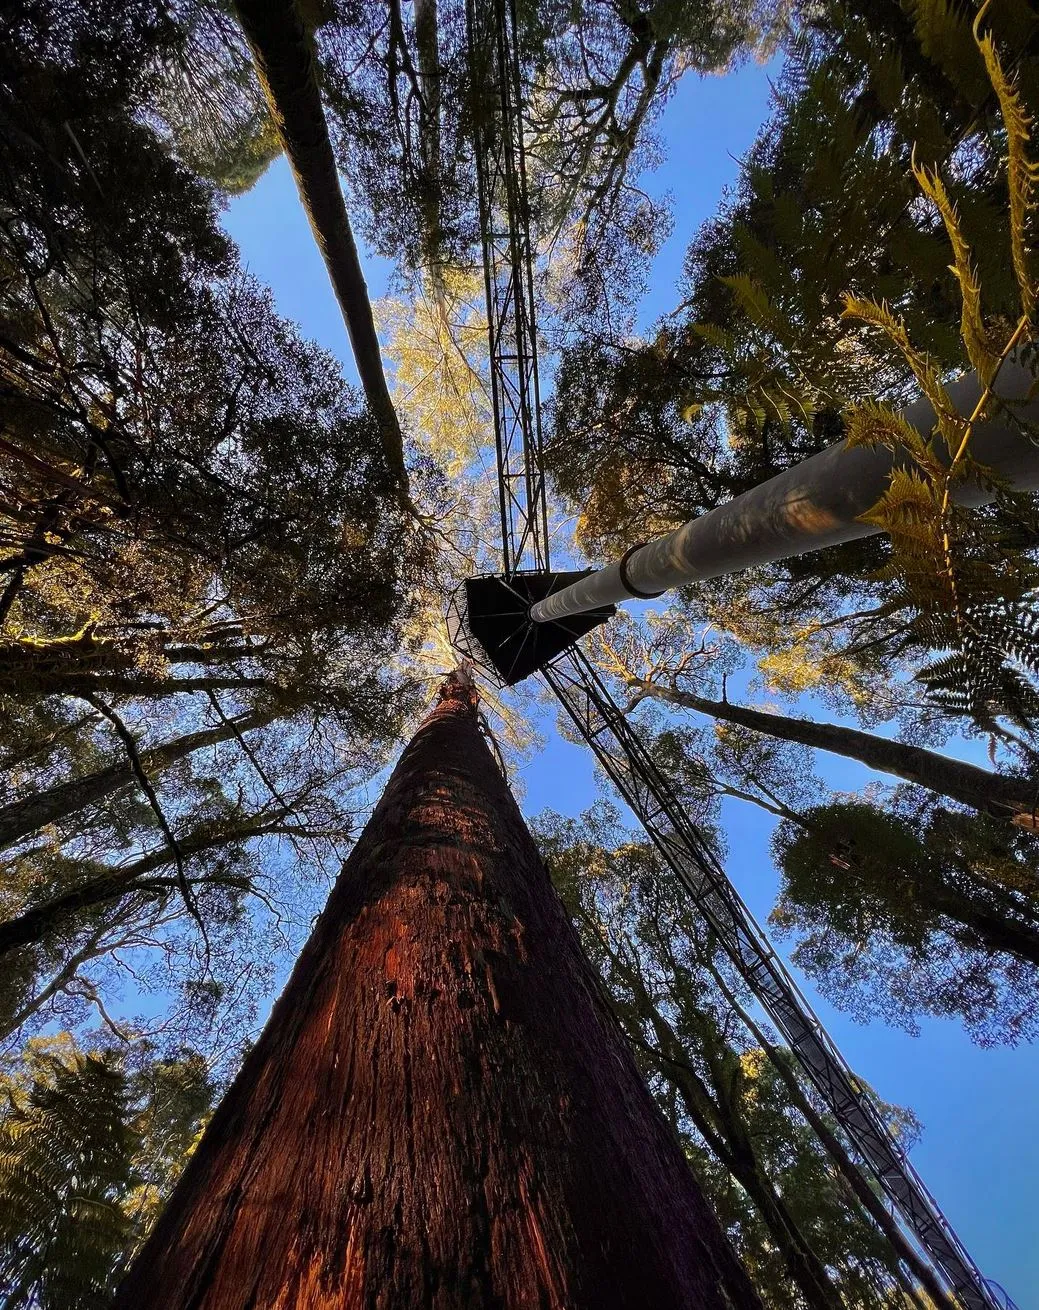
[453,571,613,685]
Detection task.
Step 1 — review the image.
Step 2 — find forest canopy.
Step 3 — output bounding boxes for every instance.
[1,0,1037,1303]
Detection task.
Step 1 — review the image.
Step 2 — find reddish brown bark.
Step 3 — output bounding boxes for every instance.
[114,673,759,1309]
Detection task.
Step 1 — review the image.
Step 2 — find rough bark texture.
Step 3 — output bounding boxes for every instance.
[114,676,759,1309]
[232,0,408,494]
[633,682,1038,824]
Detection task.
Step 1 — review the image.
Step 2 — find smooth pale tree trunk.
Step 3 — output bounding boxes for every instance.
[0,929,112,1043]
[626,680,1039,825]
[0,711,270,850]
[114,673,759,1309]
[232,0,409,495]
[532,359,1039,622]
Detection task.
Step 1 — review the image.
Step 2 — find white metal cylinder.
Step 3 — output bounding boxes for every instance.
[531,360,1039,624]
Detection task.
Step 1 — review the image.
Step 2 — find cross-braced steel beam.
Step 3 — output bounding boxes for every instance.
[544,645,997,1310]
[466,0,550,577]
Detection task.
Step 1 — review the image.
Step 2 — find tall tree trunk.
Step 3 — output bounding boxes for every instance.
[0,810,293,959]
[706,962,958,1310]
[0,711,271,850]
[629,680,1038,825]
[651,1026,840,1310]
[929,881,1039,966]
[413,0,448,299]
[232,0,409,497]
[595,933,840,1310]
[114,673,758,1309]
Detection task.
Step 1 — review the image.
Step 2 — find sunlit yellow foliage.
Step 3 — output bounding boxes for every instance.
[376,270,491,476]
[576,460,684,562]
[911,151,1000,382]
[975,10,1038,320]
[758,640,878,708]
[836,25,1039,728]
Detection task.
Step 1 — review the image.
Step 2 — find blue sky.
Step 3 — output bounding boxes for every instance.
[223,59,1038,1305]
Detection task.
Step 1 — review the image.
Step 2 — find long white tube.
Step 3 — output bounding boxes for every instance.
[531,360,1039,624]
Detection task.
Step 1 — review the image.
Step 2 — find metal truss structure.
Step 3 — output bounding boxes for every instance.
[544,646,995,1309]
[466,0,550,577]
[457,0,1004,1305]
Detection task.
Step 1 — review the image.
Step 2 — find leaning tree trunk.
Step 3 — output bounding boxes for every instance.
[614,954,840,1310]
[232,0,408,496]
[114,673,758,1309]
[706,963,958,1310]
[630,681,1039,825]
[0,709,270,850]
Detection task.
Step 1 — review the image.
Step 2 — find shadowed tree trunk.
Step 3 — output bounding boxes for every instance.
[114,672,759,1309]
[232,0,409,496]
[0,807,306,959]
[627,680,1039,825]
[926,881,1039,966]
[582,917,841,1310]
[0,710,270,850]
[705,962,958,1310]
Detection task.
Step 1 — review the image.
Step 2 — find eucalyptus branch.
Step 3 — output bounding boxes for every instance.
[79,692,210,958]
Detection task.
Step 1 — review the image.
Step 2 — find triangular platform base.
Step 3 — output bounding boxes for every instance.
[457,571,614,686]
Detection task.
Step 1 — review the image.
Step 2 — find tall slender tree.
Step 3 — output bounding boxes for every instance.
[231,0,409,496]
[114,671,758,1308]
[0,710,272,851]
[622,678,1039,825]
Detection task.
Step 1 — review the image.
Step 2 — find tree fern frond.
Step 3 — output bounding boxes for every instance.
[720,274,785,336]
[912,152,1000,381]
[858,467,942,534]
[909,0,988,108]
[844,399,933,463]
[0,1051,135,1308]
[690,322,735,351]
[840,294,958,426]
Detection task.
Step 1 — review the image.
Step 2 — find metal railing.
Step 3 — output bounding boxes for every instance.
[545,646,995,1309]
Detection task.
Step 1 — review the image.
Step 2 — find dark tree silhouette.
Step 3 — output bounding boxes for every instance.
[232,0,408,495]
[626,681,1039,825]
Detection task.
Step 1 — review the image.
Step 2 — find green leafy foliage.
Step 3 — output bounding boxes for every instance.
[538,804,927,1308]
[0,1035,214,1305]
[0,0,421,1235]
[771,794,1039,1045]
[0,1045,134,1307]
[547,0,1039,739]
